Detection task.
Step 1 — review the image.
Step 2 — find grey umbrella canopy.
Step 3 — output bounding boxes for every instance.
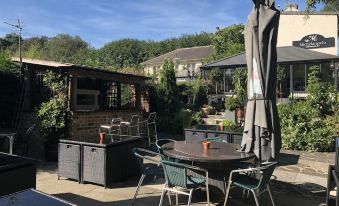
[240,0,281,161]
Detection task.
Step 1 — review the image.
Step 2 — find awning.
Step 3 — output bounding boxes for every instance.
[201,46,339,69]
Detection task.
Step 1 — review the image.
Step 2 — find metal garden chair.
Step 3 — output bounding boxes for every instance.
[99,117,122,135]
[159,160,210,206]
[132,148,166,205]
[223,161,277,206]
[121,115,140,136]
[147,112,158,147]
[155,139,176,155]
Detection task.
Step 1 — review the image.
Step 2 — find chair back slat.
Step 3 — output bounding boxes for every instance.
[161,160,187,188]
[257,162,277,189]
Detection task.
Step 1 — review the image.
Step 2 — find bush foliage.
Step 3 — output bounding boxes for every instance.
[37,71,70,144]
[278,66,338,152]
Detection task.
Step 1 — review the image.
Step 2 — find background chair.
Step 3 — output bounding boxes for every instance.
[224,161,277,206]
[132,148,165,205]
[99,117,122,136]
[147,112,158,147]
[159,160,210,206]
[121,115,140,136]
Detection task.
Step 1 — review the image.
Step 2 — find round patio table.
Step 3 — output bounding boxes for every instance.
[161,138,255,198]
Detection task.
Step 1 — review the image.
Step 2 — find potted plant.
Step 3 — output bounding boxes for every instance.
[225,68,247,122]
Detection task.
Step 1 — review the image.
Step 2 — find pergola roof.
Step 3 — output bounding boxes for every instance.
[201,46,339,69]
[12,58,150,84]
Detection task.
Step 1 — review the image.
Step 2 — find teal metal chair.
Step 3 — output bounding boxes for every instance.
[223,161,277,206]
[132,148,165,205]
[155,139,176,155]
[159,160,210,206]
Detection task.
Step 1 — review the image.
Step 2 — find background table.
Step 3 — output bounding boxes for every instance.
[0,189,76,206]
[162,139,254,195]
[0,129,16,154]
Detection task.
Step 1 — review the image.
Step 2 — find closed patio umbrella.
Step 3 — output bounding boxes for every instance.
[240,0,281,161]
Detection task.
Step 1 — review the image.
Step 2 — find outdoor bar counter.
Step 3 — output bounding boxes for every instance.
[58,135,146,188]
[0,153,36,196]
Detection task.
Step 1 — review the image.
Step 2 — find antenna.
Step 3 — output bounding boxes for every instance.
[4,19,23,74]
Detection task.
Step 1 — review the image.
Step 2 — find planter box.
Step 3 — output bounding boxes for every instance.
[59,135,146,188]
[0,153,36,196]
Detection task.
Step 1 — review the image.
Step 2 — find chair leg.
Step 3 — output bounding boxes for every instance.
[206,179,210,205]
[159,185,166,206]
[187,189,193,206]
[175,188,179,205]
[267,184,275,206]
[147,123,151,147]
[251,190,259,206]
[132,174,146,204]
[223,182,232,206]
[167,191,172,205]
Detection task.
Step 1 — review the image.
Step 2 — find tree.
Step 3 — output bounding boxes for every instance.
[97,38,146,69]
[211,24,245,60]
[45,34,88,62]
[306,0,336,12]
[157,59,180,114]
[322,0,339,11]
[208,68,223,94]
[0,33,22,54]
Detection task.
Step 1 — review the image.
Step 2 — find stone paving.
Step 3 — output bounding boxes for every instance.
[34,148,333,206]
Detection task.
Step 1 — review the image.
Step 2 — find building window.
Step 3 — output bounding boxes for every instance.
[293,64,306,91]
[102,81,119,110]
[175,64,179,71]
[153,66,157,75]
[121,84,136,109]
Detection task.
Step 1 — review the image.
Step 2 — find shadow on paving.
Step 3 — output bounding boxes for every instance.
[277,153,300,166]
[51,179,326,206]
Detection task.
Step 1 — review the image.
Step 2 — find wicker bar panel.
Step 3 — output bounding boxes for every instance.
[82,146,106,186]
[58,143,81,182]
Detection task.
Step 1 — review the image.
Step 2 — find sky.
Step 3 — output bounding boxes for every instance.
[0,0,320,48]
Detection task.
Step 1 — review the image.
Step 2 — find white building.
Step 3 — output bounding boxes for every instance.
[141,46,213,81]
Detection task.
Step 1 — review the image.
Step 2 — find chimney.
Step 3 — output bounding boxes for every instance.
[285,3,299,11]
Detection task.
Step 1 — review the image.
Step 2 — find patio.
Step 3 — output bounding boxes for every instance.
[34,148,330,206]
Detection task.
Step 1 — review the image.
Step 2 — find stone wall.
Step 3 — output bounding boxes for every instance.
[70,110,144,142]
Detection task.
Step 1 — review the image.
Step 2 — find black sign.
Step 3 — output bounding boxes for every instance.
[292,34,335,49]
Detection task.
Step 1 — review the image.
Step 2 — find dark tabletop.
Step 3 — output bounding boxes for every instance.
[162,139,254,163]
[0,189,75,206]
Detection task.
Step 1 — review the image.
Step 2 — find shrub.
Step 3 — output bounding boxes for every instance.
[36,71,70,144]
[192,80,208,111]
[278,100,337,152]
[224,96,241,111]
[191,111,206,125]
[157,59,181,114]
